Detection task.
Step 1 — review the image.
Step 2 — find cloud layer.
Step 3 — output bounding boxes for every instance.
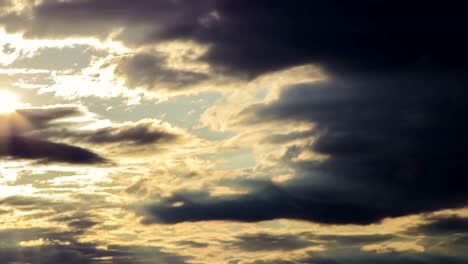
[0,1,467,263]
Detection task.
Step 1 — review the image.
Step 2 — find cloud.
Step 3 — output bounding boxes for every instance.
[409,215,468,236]
[361,241,425,254]
[45,119,185,146]
[30,117,193,159]
[175,240,209,248]
[0,228,189,264]
[0,105,106,164]
[221,230,466,264]
[0,135,105,164]
[141,70,468,224]
[229,233,316,252]
[1,1,467,78]
[313,234,394,245]
[113,51,209,91]
[0,105,190,163]
[140,183,394,224]
[0,105,85,136]
[231,231,466,264]
[0,194,193,263]
[107,245,189,264]
[291,255,467,264]
[0,2,467,263]
[0,0,210,43]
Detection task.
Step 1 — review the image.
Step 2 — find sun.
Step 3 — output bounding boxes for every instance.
[0,90,21,114]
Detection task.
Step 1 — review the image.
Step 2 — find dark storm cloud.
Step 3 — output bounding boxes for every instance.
[140,182,392,225]
[1,1,468,78]
[142,71,468,224]
[114,52,209,90]
[262,130,317,144]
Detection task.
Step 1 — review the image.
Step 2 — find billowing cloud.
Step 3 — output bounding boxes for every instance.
[142,70,468,224]
[1,1,467,78]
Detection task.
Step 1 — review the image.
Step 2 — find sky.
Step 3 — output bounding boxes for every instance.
[0,1,467,263]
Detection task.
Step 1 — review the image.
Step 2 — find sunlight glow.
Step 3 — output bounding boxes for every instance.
[0,90,21,114]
